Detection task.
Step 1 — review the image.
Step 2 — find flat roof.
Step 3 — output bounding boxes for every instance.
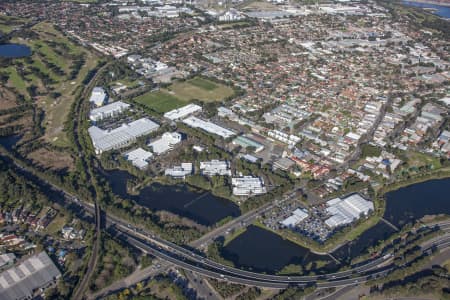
[90,101,130,120]
[89,118,159,153]
[164,104,202,120]
[0,252,61,300]
[183,116,235,139]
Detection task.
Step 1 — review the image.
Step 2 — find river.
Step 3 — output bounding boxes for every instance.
[402,1,450,18]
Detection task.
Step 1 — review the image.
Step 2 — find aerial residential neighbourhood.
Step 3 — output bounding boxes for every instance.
[0,0,449,299]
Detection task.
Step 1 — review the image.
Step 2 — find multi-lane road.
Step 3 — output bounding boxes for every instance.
[4,154,450,293]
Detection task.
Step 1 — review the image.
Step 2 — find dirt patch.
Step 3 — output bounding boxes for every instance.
[0,87,18,110]
[27,147,74,171]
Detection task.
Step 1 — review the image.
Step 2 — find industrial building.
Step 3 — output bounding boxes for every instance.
[89,101,130,122]
[164,104,202,120]
[148,132,182,155]
[280,208,309,228]
[89,118,160,154]
[200,160,231,176]
[273,157,295,171]
[124,148,153,169]
[183,116,236,139]
[232,135,264,152]
[325,194,374,228]
[89,87,107,107]
[165,163,193,178]
[0,251,61,300]
[231,176,267,196]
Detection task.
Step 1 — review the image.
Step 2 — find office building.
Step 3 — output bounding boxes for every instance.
[165,163,193,178]
[124,148,153,169]
[200,160,231,176]
[148,132,182,155]
[232,176,267,196]
[89,87,107,107]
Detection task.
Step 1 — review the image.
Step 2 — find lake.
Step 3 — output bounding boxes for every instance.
[221,225,336,274]
[226,177,450,271]
[0,44,31,58]
[102,169,241,226]
[402,1,450,18]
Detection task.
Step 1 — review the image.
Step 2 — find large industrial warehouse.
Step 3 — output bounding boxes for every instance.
[325,194,374,228]
[0,252,61,300]
[89,118,160,154]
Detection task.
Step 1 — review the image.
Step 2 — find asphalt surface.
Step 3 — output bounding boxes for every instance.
[4,152,450,293]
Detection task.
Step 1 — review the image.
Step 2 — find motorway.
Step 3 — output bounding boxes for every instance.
[4,153,450,291]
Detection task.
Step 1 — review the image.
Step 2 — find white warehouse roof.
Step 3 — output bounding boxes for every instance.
[89,118,159,154]
[89,101,130,122]
[0,252,61,300]
[183,116,235,139]
[164,104,202,120]
[325,194,373,228]
[280,208,308,228]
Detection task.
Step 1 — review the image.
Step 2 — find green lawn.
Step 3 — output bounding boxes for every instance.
[164,76,235,103]
[189,77,218,91]
[134,91,185,113]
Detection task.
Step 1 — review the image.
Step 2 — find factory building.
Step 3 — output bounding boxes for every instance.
[0,251,61,300]
[200,160,231,176]
[183,116,235,139]
[232,135,264,152]
[325,194,374,228]
[164,104,202,120]
[232,176,267,196]
[89,101,130,122]
[148,132,182,155]
[89,87,107,107]
[165,163,193,178]
[124,148,153,169]
[89,118,159,154]
[280,208,309,228]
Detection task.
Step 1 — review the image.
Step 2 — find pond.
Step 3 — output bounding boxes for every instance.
[0,44,31,58]
[0,135,22,151]
[221,225,336,274]
[102,169,241,226]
